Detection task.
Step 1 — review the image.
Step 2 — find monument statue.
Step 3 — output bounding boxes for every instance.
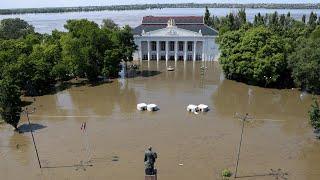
[144,146,158,175]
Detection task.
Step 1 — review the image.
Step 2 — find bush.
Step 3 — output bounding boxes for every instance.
[0,78,22,131]
[309,98,320,130]
[221,169,232,179]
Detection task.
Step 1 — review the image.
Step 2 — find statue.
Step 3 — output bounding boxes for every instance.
[144,146,157,175]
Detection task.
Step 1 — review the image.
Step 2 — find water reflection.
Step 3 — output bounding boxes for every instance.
[8,133,31,166]
[2,61,319,180]
[212,79,312,119]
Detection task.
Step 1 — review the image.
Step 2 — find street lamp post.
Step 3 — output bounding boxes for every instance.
[234,113,253,178]
[23,107,42,169]
[264,76,272,87]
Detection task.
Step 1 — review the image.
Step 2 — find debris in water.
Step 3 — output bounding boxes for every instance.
[137,103,147,111]
[198,104,209,112]
[147,104,159,111]
[187,104,199,113]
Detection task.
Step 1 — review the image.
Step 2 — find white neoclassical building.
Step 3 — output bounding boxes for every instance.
[133,16,219,61]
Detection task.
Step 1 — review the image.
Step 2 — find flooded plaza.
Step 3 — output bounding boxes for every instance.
[1,61,320,180]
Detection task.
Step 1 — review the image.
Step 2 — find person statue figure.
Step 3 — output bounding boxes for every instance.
[144,146,157,175]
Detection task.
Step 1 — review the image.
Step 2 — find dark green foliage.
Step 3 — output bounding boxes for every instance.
[209,8,320,92]
[219,27,289,87]
[309,98,320,130]
[302,14,306,24]
[0,18,136,129]
[0,78,22,130]
[101,19,119,29]
[60,19,136,80]
[308,12,318,30]
[211,9,249,36]
[289,37,320,93]
[0,18,34,39]
[0,18,135,84]
[204,6,211,25]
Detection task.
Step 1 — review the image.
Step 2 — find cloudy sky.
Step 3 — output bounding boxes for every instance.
[0,0,319,9]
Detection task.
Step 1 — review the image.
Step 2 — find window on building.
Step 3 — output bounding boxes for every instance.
[143,54,148,60]
[188,42,193,51]
[161,55,166,60]
[178,42,184,51]
[178,56,184,60]
[187,54,193,61]
[161,41,166,51]
[170,55,174,60]
[151,54,157,60]
[151,41,156,51]
[196,54,202,61]
[170,41,175,51]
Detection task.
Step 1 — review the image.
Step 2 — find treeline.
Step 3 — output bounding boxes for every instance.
[0,18,136,131]
[204,7,320,93]
[1,3,320,15]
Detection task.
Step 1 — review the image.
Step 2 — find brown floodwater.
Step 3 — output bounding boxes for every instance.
[1,61,320,180]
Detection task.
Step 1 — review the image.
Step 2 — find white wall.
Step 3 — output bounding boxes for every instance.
[133,36,219,61]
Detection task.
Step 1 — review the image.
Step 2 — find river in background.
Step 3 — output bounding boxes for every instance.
[0,8,320,33]
[0,61,319,180]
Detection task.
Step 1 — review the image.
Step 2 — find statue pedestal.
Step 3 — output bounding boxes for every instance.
[145,174,157,180]
[145,169,157,180]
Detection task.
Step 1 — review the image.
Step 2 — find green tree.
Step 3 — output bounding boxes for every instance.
[302,14,306,24]
[116,25,137,63]
[204,6,211,25]
[61,19,109,81]
[238,8,247,25]
[289,37,320,93]
[104,49,122,77]
[0,78,22,131]
[219,26,290,87]
[101,19,119,29]
[309,98,320,130]
[0,18,34,39]
[308,12,318,30]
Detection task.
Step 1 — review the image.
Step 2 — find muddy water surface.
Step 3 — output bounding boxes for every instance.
[1,61,320,180]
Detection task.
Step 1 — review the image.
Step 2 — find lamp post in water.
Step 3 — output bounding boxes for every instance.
[234,113,252,178]
[22,106,42,169]
[264,76,272,88]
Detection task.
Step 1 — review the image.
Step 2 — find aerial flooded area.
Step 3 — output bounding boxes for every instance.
[0,61,319,179]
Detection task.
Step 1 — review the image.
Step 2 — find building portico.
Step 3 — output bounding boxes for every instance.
[139,40,204,61]
[133,16,218,61]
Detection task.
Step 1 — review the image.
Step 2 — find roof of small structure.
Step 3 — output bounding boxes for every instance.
[142,16,204,24]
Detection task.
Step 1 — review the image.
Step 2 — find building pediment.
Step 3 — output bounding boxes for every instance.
[141,26,202,37]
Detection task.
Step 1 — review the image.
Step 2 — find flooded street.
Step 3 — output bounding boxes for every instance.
[1,61,320,179]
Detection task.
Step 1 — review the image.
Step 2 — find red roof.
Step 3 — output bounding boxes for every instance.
[142,16,204,25]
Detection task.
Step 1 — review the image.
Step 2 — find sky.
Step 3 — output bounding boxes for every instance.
[0,0,319,9]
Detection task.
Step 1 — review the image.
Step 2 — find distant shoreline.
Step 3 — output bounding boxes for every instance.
[0,3,320,15]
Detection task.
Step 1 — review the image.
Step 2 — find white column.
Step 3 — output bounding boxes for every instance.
[193,41,197,61]
[156,41,160,61]
[184,41,187,61]
[139,41,143,61]
[165,41,169,62]
[174,41,178,61]
[147,40,151,61]
[202,41,205,61]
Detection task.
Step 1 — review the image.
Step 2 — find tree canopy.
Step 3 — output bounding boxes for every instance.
[207,9,320,92]
[0,18,136,130]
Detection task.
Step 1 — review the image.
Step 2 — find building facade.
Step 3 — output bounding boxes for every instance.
[133,16,219,61]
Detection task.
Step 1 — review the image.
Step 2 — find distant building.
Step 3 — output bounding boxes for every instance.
[133,16,219,61]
